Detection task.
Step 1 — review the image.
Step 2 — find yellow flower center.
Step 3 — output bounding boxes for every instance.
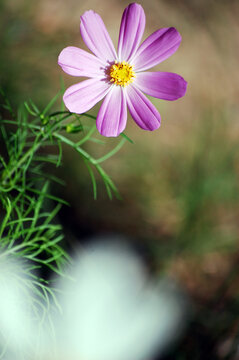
[110,61,135,87]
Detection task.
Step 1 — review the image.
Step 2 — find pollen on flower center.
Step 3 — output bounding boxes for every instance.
[110,61,135,87]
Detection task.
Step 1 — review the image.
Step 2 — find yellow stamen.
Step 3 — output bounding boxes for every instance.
[110,61,135,87]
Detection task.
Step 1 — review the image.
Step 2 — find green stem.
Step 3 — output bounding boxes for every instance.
[76,124,97,146]
[1,133,42,185]
[53,133,97,164]
[95,137,126,164]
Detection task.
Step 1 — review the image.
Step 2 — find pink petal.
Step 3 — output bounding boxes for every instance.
[97,86,127,137]
[117,3,145,62]
[132,28,181,72]
[63,79,111,114]
[126,85,161,131]
[58,47,106,78]
[80,10,117,63]
[135,71,187,100]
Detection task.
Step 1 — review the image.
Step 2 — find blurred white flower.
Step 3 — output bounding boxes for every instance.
[0,242,187,360]
[0,255,35,359]
[47,241,187,360]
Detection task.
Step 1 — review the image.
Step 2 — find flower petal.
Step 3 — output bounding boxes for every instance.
[117,3,145,62]
[135,71,187,100]
[126,86,161,131]
[80,10,117,63]
[58,46,106,78]
[97,86,127,137]
[132,28,181,72]
[63,79,110,114]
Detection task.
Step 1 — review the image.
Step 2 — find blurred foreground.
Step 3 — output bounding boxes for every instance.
[0,241,187,360]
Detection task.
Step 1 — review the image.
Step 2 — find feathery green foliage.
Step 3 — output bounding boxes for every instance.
[0,90,128,316]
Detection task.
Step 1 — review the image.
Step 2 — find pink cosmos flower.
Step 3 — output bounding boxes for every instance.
[58,3,187,137]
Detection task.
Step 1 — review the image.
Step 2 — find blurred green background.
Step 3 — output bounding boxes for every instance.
[1,0,239,358]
